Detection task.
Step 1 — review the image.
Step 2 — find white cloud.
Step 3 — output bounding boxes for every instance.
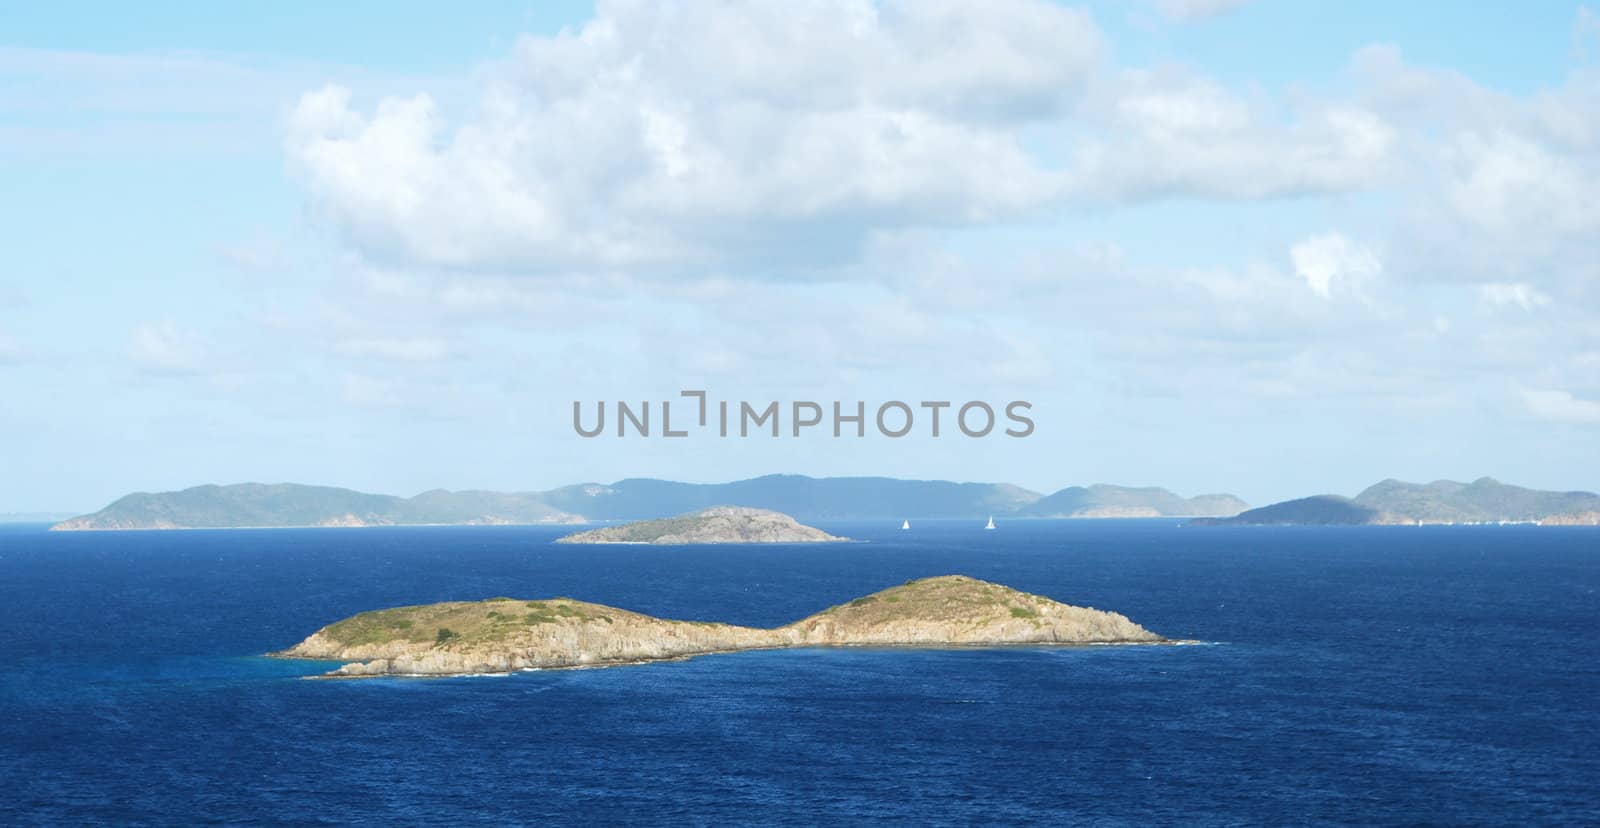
[1522,388,1600,424]
[269,3,1599,424]
[1291,233,1382,301]
[129,321,205,375]
[1067,66,1393,201]
[1480,283,1552,311]
[1442,130,1598,238]
[1353,43,1600,293]
[1155,0,1253,23]
[286,0,1100,277]
[286,4,1405,279]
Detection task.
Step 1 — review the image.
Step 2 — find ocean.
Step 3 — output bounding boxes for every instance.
[1,520,1596,825]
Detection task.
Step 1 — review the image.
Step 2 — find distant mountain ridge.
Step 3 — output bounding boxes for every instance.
[1200,477,1600,526]
[50,483,578,531]
[1017,485,1247,518]
[50,475,1248,530]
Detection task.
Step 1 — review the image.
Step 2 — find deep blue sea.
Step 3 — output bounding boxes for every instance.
[1,520,1596,826]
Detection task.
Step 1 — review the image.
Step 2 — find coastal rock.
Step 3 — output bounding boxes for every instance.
[272,576,1166,677]
[1541,511,1600,526]
[554,506,845,544]
[787,576,1158,646]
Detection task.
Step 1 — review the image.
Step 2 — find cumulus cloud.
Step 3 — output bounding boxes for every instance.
[272,2,1598,427]
[283,1,1400,280]
[1522,388,1600,425]
[1291,234,1382,301]
[285,0,1101,276]
[1441,130,1598,239]
[1066,66,1393,201]
[1353,42,1600,294]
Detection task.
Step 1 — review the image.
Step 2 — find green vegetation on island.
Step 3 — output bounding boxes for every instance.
[272,575,1168,677]
[554,506,845,544]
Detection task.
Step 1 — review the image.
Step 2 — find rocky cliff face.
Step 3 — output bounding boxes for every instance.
[554,506,845,544]
[273,576,1165,677]
[280,600,783,676]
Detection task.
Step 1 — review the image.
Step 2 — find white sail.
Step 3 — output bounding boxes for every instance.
[984,515,996,530]
[901,519,910,530]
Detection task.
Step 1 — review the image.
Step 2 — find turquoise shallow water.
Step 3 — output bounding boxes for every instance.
[1,520,1596,825]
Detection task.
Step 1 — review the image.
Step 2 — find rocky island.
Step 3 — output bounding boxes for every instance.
[271,575,1166,677]
[554,506,846,544]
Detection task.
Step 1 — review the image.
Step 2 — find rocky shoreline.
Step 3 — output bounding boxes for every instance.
[554,506,845,544]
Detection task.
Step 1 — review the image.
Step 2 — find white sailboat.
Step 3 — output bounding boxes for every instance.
[984,515,996,530]
[901,519,910,530]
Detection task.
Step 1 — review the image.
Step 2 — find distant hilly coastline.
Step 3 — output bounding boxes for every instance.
[1196,478,1600,526]
[1018,485,1247,519]
[48,475,1600,531]
[49,484,581,531]
[49,475,1247,531]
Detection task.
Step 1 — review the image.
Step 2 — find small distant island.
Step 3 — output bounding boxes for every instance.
[271,575,1167,677]
[555,506,845,544]
[1195,477,1600,526]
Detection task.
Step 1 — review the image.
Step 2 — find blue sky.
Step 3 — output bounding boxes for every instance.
[3,1,1598,512]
